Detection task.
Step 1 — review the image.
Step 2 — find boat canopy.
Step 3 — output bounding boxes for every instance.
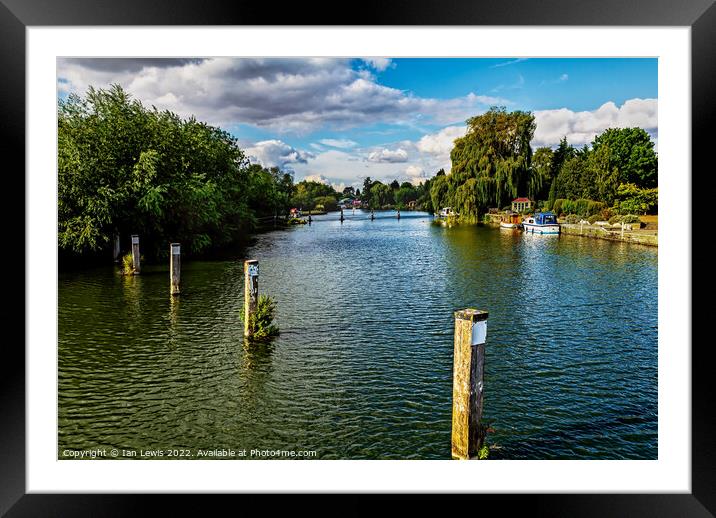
[534,212,557,225]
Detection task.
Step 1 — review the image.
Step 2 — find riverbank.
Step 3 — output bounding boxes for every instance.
[484,214,657,247]
[560,223,657,247]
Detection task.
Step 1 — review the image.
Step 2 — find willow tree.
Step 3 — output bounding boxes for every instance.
[445,107,536,221]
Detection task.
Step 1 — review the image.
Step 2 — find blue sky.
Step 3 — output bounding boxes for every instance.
[57,57,657,190]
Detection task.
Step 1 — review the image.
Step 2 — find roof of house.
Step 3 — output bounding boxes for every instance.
[512,197,531,202]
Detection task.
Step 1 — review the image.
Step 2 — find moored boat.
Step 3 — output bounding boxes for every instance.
[499,211,522,229]
[438,207,459,218]
[522,211,560,234]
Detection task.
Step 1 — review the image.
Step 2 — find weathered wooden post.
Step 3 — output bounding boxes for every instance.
[451,308,489,460]
[340,208,344,222]
[621,221,625,239]
[170,243,181,295]
[371,209,375,221]
[243,259,259,338]
[131,234,141,274]
[397,209,401,219]
[113,234,121,262]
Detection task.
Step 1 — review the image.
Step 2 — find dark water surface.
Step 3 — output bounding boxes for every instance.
[58,211,658,459]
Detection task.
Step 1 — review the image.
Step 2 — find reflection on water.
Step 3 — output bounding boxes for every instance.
[59,212,657,459]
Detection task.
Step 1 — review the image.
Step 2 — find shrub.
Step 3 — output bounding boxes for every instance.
[552,199,564,216]
[564,214,580,224]
[608,215,623,225]
[241,294,280,340]
[621,214,641,224]
[616,183,658,215]
[601,207,616,221]
[587,214,601,224]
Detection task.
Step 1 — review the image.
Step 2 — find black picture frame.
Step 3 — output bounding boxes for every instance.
[2,0,712,514]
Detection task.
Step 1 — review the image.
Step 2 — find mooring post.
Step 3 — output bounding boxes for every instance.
[371,209,375,221]
[451,308,489,460]
[397,209,401,219]
[243,259,259,338]
[170,242,181,295]
[113,233,121,262]
[131,234,141,274]
[621,221,625,239]
[340,208,344,222]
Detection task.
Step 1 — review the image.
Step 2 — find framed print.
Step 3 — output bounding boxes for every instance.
[3,0,714,514]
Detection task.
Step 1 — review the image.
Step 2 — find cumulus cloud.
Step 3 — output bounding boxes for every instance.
[405,165,425,177]
[57,57,507,133]
[367,147,409,163]
[416,126,466,156]
[362,58,393,71]
[533,98,657,147]
[244,139,314,170]
[303,174,329,184]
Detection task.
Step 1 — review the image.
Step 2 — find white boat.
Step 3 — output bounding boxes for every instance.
[438,207,458,218]
[522,211,560,234]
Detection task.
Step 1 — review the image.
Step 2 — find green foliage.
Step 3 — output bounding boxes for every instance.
[592,127,657,187]
[529,146,554,201]
[241,294,280,340]
[564,214,580,224]
[552,198,605,218]
[58,85,293,261]
[621,214,642,224]
[478,444,490,460]
[615,183,658,215]
[291,181,340,211]
[587,214,602,224]
[313,195,338,212]
[443,107,536,221]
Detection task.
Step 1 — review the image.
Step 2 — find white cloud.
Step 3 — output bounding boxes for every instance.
[367,147,409,163]
[416,126,466,156]
[244,139,314,170]
[533,98,658,147]
[362,58,393,71]
[318,138,358,149]
[303,174,329,184]
[57,57,508,133]
[405,165,425,177]
[491,58,528,68]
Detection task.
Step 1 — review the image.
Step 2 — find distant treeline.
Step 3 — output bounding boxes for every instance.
[59,87,658,263]
[429,107,658,222]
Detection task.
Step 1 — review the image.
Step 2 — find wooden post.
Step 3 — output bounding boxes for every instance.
[131,234,141,274]
[371,209,375,221]
[340,208,344,222]
[170,243,181,295]
[397,209,401,219]
[113,234,121,262]
[243,259,259,338]
[451,308,489,460]
[621,221,625,239]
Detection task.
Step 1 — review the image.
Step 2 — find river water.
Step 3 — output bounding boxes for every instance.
[58,211,658,459]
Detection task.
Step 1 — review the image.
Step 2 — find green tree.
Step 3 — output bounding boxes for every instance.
[58,84,257,259]
[591,128,657,187]
[530,146,553,201]
[442,107,536,220]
